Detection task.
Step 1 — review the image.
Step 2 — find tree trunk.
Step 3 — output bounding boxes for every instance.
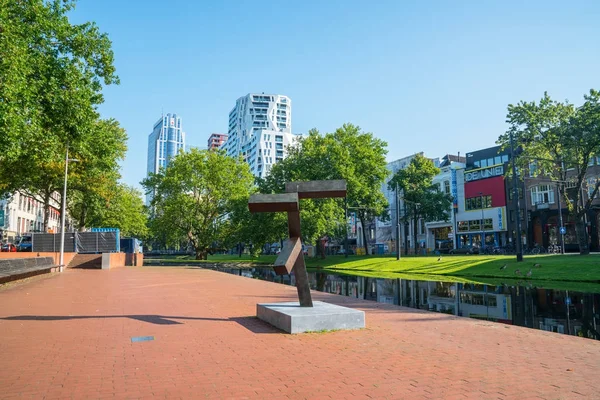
[359,212,369,256]
[78,201,87,232]
[575,218,590,255]
[42,190,51,232]
[413,216,419,256]
[195,248,207,260]
[316,272,326,291]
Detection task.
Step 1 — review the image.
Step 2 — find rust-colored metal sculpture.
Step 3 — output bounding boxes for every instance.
[248,180,347,307]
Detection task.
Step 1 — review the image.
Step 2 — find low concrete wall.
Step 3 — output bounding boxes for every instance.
[0,252,77,267]
[0,252,141,270]
[125,253,144,267]
[101,253,126,270]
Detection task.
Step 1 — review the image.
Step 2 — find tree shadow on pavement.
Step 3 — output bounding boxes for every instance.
[0,314,282,333]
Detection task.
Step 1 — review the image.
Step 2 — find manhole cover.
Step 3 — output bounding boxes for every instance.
[131,336,155,343]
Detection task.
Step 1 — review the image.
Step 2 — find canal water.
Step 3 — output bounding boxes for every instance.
[210,266,600,341]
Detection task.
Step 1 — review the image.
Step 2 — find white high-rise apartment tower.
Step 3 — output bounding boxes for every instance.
[222,93,298,178]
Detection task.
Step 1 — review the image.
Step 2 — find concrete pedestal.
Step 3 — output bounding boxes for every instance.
[257,301,365,334]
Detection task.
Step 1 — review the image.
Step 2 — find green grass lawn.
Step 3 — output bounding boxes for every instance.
[145,253,600,283]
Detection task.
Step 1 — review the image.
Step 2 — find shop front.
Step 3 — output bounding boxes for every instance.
[529,208,600,252]
[457,207,508,248]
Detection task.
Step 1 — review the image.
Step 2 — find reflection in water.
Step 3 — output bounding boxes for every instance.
[215,267,600,341]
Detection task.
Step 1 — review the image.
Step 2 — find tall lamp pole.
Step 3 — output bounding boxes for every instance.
[509,132,524,262]
[395,183,401,260]
[479,192,485,250]
[344,197,349,258]
[59,147,78,271]
[556,182,565,254]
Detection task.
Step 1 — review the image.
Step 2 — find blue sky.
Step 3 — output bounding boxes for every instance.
[70,0,600,190]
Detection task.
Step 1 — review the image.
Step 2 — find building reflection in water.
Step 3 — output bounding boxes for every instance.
[215,267,599,341]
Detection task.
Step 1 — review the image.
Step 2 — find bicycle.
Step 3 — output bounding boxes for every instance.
[547,244,561,254]
[528,243,546,255]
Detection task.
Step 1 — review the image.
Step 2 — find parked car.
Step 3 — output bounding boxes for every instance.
[436,240,454,254]
[16,235,32,252]
[1,243,17,252]
[449,245,479,255]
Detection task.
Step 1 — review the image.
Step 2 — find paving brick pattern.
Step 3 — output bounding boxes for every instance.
[0,267,599,399]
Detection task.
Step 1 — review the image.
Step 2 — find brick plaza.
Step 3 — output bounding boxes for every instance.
[1,267,599,399]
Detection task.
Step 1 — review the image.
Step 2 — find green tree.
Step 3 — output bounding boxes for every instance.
[228,196,288,257]
[498,89,600,254]
[0,0,119,229]
[0,118,127,231]
[388,154,453,255]
[142,149,254,260]
[72,183,148,238]
[263,124,389,255]
[68,119,128,230]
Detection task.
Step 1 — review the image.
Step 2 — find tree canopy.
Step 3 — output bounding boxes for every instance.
[70,183,147,238]
[142,149,254,259]
[261,124,389,255]
[388,154,453,254]
[0,0,118,162]
[0,0,123,233]
[498,89,600,254]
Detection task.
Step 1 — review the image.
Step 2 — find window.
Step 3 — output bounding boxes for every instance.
[494,156,502,165]
[420,219,425,234]
[275,135,283,143]
[472,294,485,305]
[469,220,480,231]
[444,181,450,194]
[587,177,599,198]
[486,295,497,307]
[529,161,537,177]
[458,221,469,232]
[481,159,488,168]
[508,188,523,200]
[466,195,492,210]
[502,155,509,163]
[531,185,555,205]
[487,158,494,166]
[474,161,480,168]
[483,218,493,230]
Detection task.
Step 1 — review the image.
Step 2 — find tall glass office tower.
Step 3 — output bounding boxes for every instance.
[146,113,185,204]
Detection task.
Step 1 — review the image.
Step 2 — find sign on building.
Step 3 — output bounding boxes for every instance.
[451,169,458,208]
[465,165,504,182]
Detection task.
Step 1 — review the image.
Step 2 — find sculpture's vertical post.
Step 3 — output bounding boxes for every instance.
[287,211,313,307]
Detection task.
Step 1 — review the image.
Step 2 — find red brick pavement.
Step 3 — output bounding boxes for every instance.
[0,267,599,400]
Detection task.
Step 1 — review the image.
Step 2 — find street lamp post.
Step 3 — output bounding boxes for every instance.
[509,132,524,262]
[344,197,349,258]
[479,192,485,250]
[556,183,565,254]
[59,147,78,271]
[395,183,401,260]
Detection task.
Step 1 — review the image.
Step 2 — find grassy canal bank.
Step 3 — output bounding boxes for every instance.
[145,253,600,284]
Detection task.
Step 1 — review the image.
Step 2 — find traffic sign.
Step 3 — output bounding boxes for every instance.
[566,297,571,305]
[560,227,566,235]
